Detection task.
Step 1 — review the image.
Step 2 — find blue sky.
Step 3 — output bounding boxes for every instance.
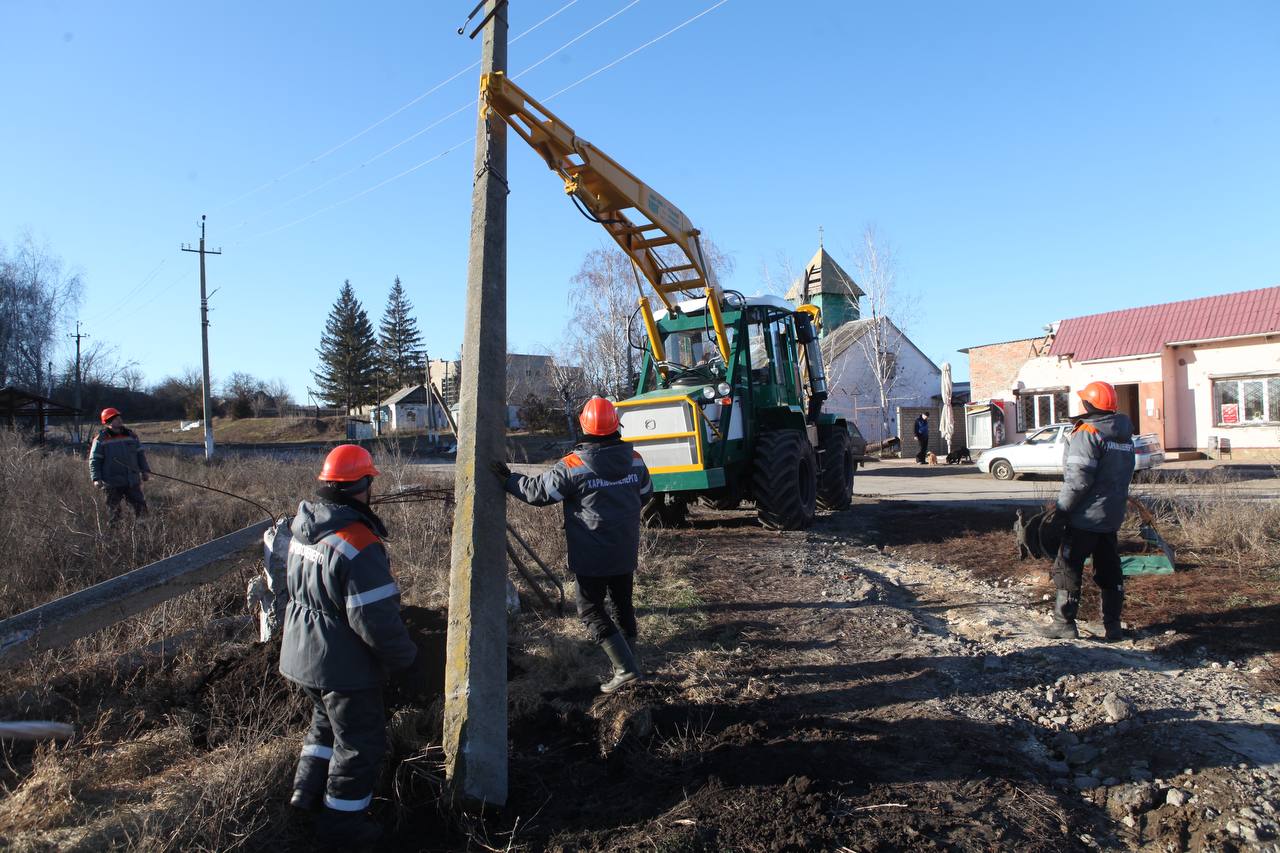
[3,1,1278,399]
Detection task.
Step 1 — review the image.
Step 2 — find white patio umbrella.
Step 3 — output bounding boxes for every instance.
[939,362,955,453]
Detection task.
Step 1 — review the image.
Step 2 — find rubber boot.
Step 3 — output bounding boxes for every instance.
[1038,590,1080,640]
[599,633,641,694]
[1101,588,1125,642]
[289,788,321,812]
[625,632,642,672]
[316,808,383,850]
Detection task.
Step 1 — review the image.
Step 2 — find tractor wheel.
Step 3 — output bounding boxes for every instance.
[642,495,688,528]
[752,431,817,530]
[817,428,855,511]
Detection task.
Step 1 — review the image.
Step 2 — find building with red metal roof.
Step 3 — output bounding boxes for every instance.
[962,286,1280,459]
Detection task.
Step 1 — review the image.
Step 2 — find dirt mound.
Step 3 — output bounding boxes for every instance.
[197,637,306,746]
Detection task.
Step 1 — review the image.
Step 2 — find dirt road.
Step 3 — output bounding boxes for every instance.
[498,502,1280,852]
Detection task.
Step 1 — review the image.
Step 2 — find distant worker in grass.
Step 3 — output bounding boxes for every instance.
[89,407,151,520]
[279,444,418,848]
[914,411,930,464]
[1039,381,1136,642]
[492,396,651,693]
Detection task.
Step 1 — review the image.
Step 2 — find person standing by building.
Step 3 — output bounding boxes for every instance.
[279,444,418,847]
[493,397,650,693]
[1039,381,1136,642]
[89,407,151,520]
[913,411,930,464]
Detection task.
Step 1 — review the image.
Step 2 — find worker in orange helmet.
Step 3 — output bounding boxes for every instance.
[89,407,151,520]
[492,396,652,693]
[1039,381,1136,642]
[279,444,418,847]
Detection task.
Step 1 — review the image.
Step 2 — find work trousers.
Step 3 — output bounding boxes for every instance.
[105,484,147,519]
[1052,526,1124,594]
[293,686,386,813]
[915,436,928,463]
[574,573,636,644]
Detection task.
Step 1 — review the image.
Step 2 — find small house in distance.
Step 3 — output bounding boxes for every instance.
[373,385,450,435]
[962,286,1280,459]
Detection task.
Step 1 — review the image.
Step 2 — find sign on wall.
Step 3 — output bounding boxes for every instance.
[1220,403,1239,425]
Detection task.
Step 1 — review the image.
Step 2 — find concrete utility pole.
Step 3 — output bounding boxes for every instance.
[68,321,88,444]
[444,0,509,808]
[181,216,221,462]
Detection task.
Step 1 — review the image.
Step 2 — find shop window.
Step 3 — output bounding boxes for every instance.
[1212,376,1280,425]
[1016,389,1070,432]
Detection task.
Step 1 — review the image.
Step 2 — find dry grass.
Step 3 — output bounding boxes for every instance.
[0,432,668,850]
[1131,470,1280,570]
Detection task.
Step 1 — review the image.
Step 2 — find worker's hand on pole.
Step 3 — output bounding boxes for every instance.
[489,460,512,482]
[93,480,106,491]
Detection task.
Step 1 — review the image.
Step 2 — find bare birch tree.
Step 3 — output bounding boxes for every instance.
[564,239,734,398]
[0,234,82,390]
[850,225,918,443]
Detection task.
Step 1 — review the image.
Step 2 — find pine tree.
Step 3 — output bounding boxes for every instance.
[377,276,424,390]
[313,280,378,413]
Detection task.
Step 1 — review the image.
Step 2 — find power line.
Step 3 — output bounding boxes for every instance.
[212,0,582,214]
[238,0,725,243]
[546,0,729,100]
[85,258,167,323]
[226,0,641,239]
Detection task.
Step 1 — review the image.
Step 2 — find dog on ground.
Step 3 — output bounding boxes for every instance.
[926,451,938,465]
[945,447,973,464]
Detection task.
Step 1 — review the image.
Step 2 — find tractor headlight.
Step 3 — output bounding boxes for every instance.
[701,387,717,401]
[716,382,731,397]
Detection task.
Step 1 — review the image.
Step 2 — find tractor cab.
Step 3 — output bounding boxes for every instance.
[616,294,851,529]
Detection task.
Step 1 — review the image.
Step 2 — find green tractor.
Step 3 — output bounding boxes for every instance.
[616,293,856,530]
[479,72,856,528]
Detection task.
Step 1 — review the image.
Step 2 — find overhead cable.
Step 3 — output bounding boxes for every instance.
[227,0,641,238]
[239,0,730,243]
[212,0,582,214]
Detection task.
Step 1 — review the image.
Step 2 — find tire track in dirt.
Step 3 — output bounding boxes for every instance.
[589,503,1280,852]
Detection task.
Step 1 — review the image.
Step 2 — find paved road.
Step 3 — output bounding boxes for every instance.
[855,457,1280,505]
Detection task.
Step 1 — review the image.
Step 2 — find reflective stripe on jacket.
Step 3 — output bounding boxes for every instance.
[278,499,416,691]
[89,427,150,487]
[504,439,651,577]
[1056,412,1136,533]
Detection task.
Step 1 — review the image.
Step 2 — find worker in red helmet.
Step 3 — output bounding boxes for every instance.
[278,444,417,847]
[89,407,151,520]
[1040,381,1136,642]
[493,396,652,693]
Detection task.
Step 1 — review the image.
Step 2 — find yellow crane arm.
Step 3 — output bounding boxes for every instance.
[480,72,730,363]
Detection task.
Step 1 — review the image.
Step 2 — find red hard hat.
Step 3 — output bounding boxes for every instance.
[319,444,381,482]
[1078,381,1118,413]
[579,396,620,436]
[100,407,121,424]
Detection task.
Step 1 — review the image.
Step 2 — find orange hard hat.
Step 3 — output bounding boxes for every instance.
[318,444,380,482]
[1078,381,1118,413]
[100,407,122,424]
[579,396,620,436]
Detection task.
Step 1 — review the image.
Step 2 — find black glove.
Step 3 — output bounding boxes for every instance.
[489,460,512,481]
[387,651,427,705]
[1043,505,1068,537]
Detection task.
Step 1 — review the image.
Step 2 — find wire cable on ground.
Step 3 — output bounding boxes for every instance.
[212,0,582,214]
[108,458,277,522]
[238,0,729,243]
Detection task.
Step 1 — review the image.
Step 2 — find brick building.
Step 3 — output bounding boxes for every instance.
[962,287,1280,459]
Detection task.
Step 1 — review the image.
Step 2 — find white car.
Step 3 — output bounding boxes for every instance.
[976,422,1165,481]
